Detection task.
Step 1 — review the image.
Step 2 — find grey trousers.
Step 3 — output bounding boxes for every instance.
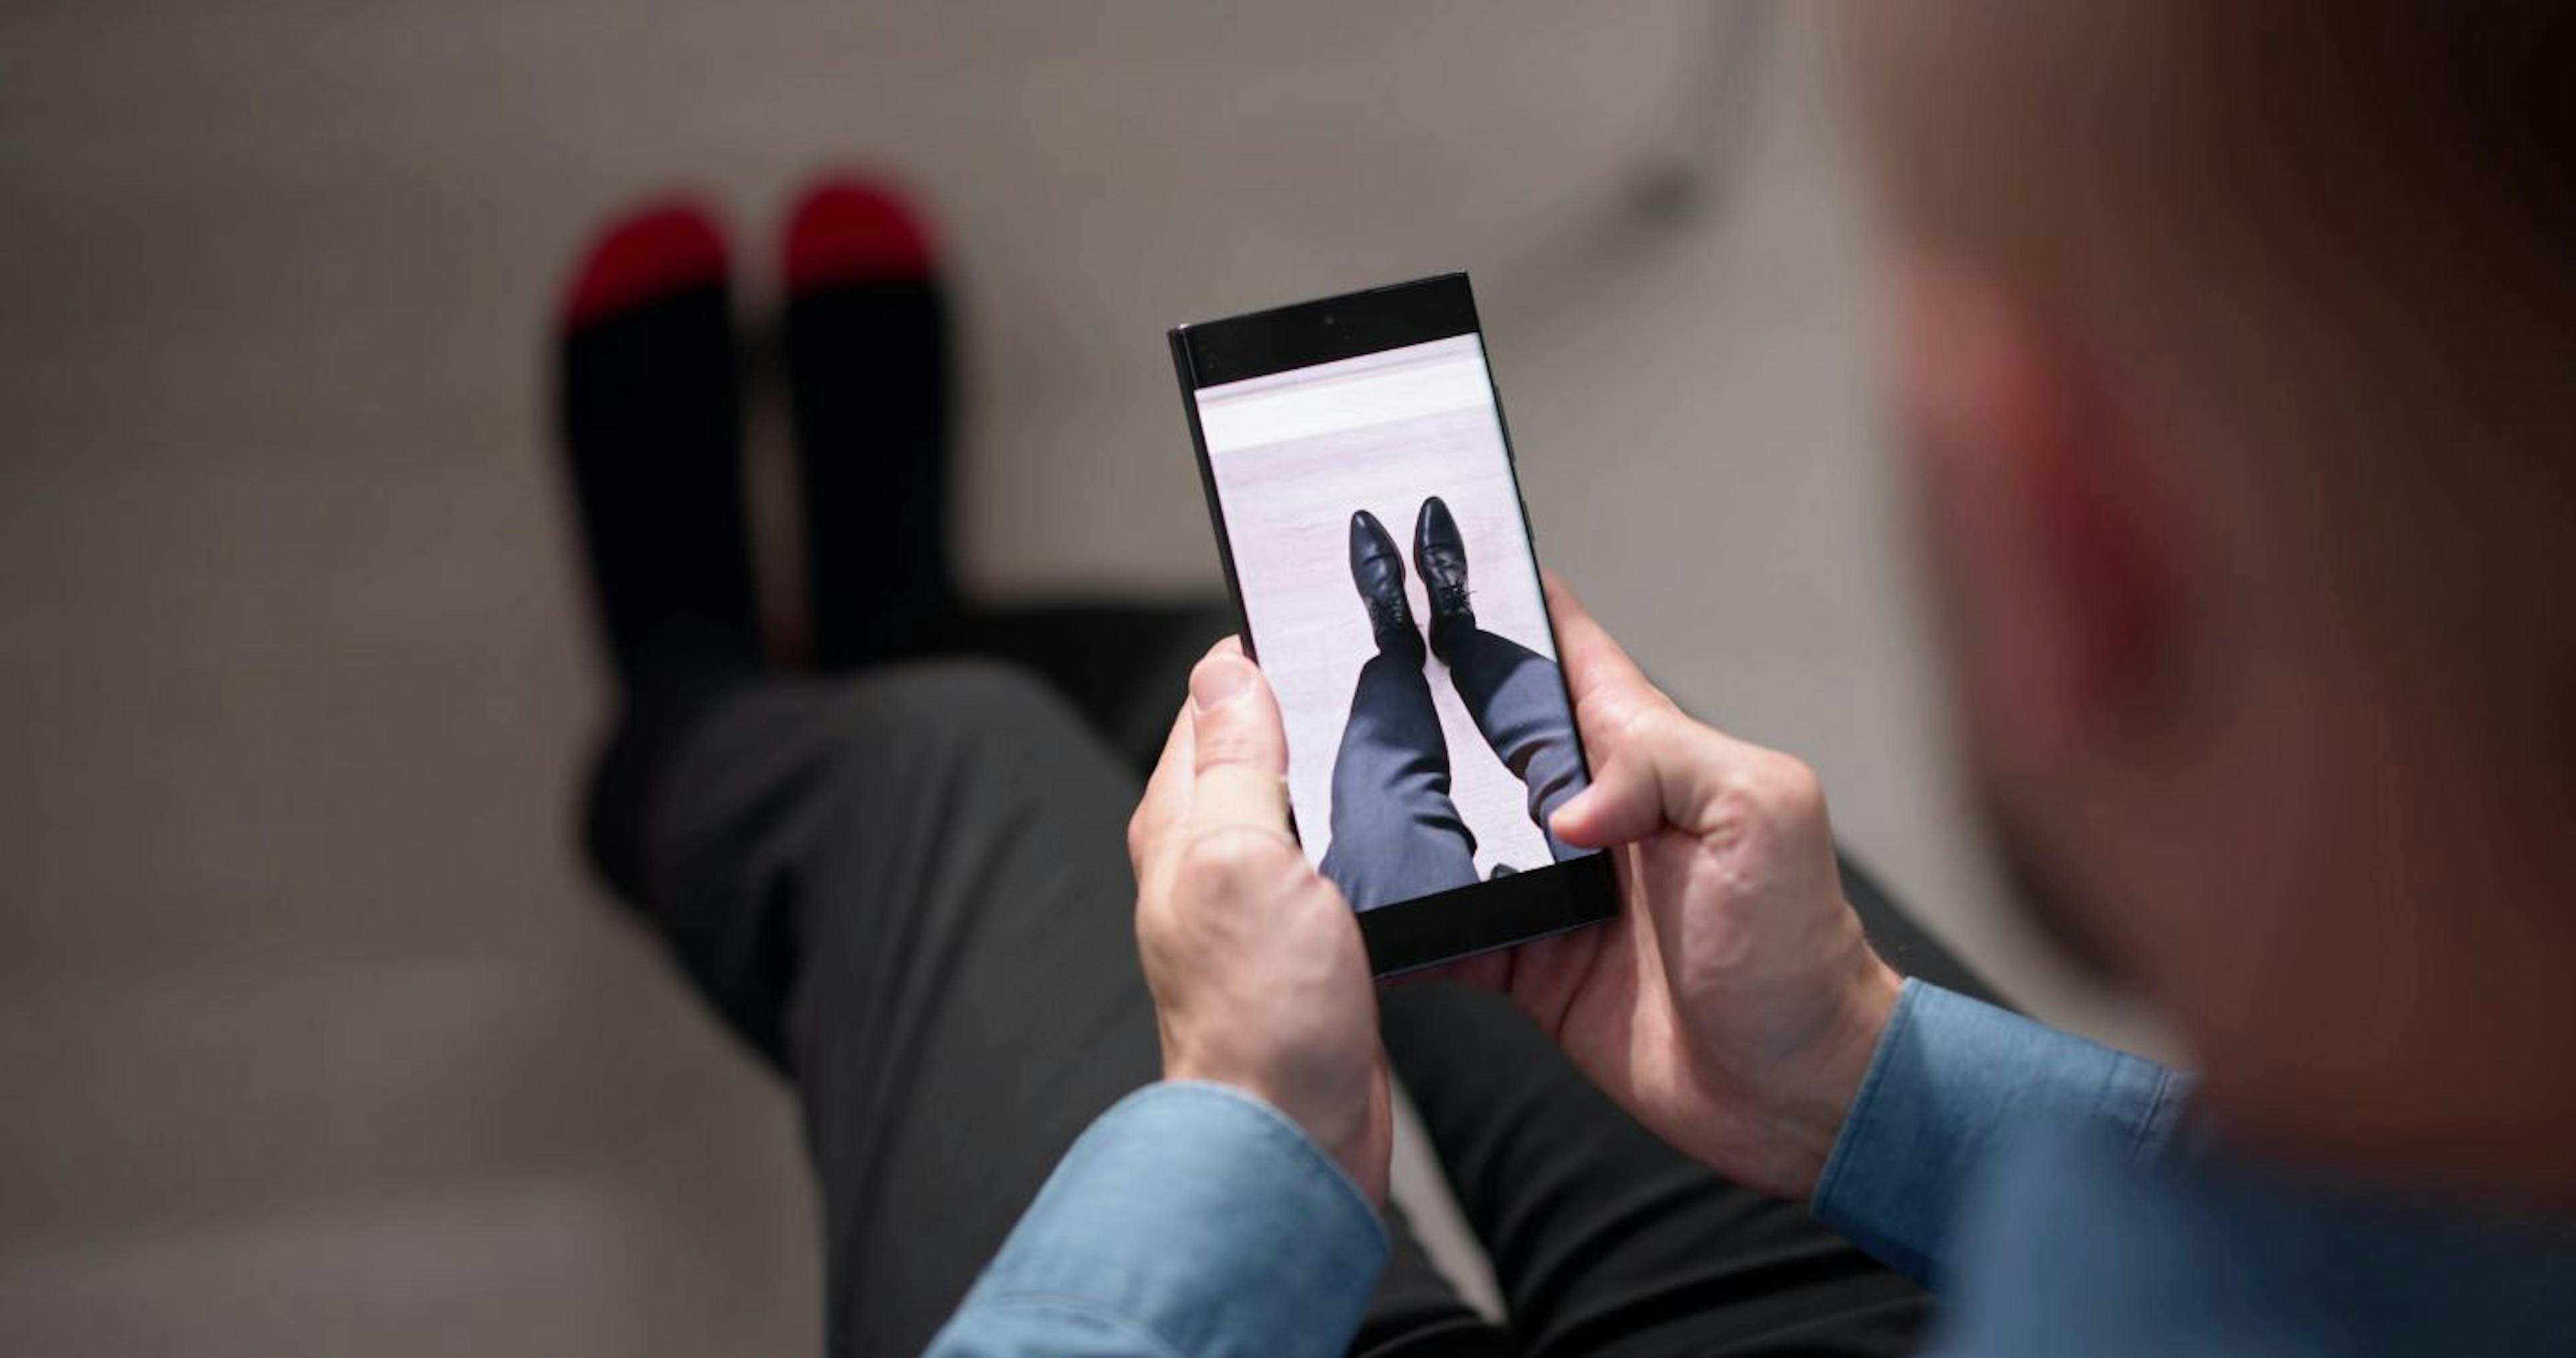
[1322,627,1589,912]
[588,609,1937,1356]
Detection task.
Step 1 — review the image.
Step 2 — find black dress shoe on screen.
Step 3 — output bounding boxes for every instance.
[1413,495,1474,658]
[1350,509,1423,657]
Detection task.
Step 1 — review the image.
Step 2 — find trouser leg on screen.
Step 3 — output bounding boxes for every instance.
[1320,651,1483,910]
[1439,626,1584,861]
[588,653,1498,1355]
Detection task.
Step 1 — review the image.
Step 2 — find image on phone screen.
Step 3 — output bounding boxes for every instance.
[1192,329,1600,913]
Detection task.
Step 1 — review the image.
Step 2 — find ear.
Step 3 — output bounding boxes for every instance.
[1894,255,2175,764]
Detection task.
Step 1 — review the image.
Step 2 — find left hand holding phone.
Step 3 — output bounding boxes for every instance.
[1129,641,1393,1204]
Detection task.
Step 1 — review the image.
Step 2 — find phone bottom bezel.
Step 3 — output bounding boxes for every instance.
[1357,851,1619,977]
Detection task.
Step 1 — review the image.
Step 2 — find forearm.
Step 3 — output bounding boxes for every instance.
[1809,980,2194,1286]
[927,1082,1388,1358]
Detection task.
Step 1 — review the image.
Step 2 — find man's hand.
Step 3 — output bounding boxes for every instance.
[1129,641,1392,1203]
[1440,576,1902,1201]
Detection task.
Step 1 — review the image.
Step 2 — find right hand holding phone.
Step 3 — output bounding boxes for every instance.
[1442,576,1903,1201]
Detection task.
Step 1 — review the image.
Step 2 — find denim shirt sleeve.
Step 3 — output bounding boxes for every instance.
[1811,980,2192,1289]
[925,1081,1389,1358]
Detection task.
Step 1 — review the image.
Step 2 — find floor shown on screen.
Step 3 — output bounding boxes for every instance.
[1212,400,1562,880]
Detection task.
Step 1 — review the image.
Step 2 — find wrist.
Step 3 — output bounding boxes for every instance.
[1754,951,1903,1200]
[1164,1051,1386,1206]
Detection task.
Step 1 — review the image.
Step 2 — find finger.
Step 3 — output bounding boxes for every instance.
[1130,638,1246,863]
[1185,649,1293,839]
[1559,702,1793,846]
[1542,576,1678,846]
[1543,572,1661,717]
[1128,700,1197,872]
[1544,575,1680,770]
[1552,734,1670,847]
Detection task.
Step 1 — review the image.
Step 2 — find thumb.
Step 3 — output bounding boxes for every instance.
[1553,702,1719,847]
[1551,737,1667,847]
[1187,650,1293,837]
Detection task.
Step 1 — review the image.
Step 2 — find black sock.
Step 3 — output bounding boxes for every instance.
[555,203,759,691]
[781,178,956,668]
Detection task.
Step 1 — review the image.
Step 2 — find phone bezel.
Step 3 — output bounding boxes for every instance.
[1167,272,1619,976]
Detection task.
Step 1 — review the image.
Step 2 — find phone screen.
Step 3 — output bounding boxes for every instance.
[1192,329,1600,913]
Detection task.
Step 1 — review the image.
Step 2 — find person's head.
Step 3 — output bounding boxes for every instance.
[1835,1,2576,1181]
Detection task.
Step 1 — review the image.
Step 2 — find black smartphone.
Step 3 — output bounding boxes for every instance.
[1169,272,1619,975]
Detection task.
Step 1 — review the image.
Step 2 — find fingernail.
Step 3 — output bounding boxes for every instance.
[1191,655,1255,712]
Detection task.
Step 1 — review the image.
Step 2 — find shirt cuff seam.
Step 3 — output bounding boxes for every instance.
[958,1292,1191,1358]
[2130,1063,2187,1163]
[1156,1080,1391,1255]
[1812,976,1919,1216]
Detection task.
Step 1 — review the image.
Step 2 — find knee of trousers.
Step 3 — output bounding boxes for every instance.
[818,657,1099,768]
[786,658,1144,1012]
[798,658,1144,866]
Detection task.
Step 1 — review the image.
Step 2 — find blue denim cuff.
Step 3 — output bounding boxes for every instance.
[1813,980,2190,1288]
[944,1081,1389,1358]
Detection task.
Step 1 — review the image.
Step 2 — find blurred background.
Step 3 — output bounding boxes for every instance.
[0,3,2165,1352]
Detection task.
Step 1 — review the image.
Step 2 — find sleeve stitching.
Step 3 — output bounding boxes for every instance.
[949,1292,1193,1358]
[1155,1080,1393,1254]
[2129,1065,2185,1165]
[1813,978,1914,1212]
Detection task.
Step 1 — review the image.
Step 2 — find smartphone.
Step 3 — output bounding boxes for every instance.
[1169,272,1619,975]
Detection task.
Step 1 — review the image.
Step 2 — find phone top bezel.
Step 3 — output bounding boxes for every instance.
[1171,271,1483,388]
[1167,272,1619,976]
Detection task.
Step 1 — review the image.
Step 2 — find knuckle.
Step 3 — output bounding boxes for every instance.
[1750,749,1826,821]
[1625,703,1695,772]
[1613,696,1670,749]
[1192,723,1275,774]
[1180,827,1303,894]
[1631,698,1705,763]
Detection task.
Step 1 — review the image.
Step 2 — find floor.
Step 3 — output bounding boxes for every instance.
[1200,339,1567,882]
[0,3,2164,1351]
